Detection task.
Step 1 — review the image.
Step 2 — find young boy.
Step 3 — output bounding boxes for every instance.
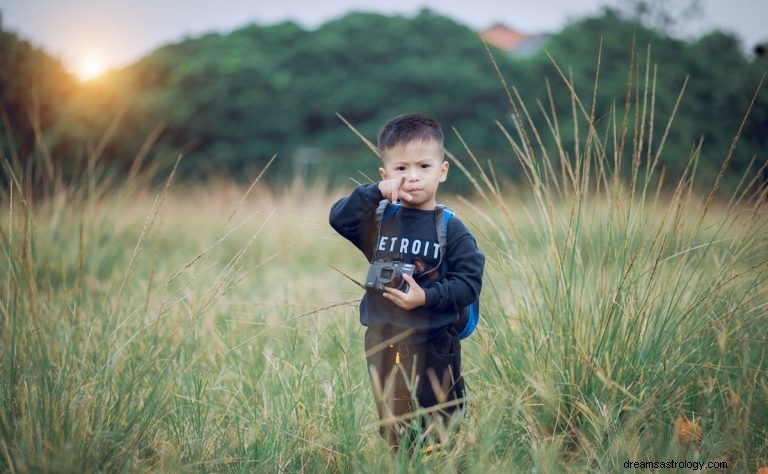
[328,113,485,451]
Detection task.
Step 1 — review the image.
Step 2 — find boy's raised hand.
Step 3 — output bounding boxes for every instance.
[378,176,413,204]
[382,274,425,310]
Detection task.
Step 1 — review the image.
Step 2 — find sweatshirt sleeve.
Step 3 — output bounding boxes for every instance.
[328,183,384,259]
[422,217,485,313]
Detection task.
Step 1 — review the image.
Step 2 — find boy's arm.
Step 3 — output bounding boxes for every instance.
[328,184,384,258]
[422,220,485,313]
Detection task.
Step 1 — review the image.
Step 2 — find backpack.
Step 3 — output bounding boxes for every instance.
[374,200,480,339]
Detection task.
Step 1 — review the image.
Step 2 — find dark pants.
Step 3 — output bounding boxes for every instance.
[364,325,465,451]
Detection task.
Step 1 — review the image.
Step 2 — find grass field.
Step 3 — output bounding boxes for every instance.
[2,57,768,472]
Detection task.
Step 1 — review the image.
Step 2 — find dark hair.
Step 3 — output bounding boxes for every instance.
[377,113,444,152]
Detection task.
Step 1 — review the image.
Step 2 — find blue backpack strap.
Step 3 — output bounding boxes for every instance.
[457,301,480,339]
[374,199,392,228]
[437,205,479,340]
[435,205,452,261]
[373,200,400,260]
[385,203,400,221]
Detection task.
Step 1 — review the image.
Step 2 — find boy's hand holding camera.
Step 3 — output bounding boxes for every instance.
[382,273,425,310]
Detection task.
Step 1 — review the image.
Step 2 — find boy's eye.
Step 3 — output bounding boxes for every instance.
[396,166,406,171]
[421,164,431,169]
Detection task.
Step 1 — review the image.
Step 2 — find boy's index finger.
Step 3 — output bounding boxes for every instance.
[388,182,398,203]
[397,175,411,201]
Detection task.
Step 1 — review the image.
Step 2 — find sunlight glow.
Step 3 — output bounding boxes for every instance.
[76,55,106,81]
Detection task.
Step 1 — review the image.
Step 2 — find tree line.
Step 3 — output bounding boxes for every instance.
[1,8,765,193]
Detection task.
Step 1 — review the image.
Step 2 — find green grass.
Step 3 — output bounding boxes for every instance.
[1,50,767,472]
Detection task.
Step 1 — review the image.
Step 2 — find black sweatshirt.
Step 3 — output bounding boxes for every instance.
[329,183,485,332]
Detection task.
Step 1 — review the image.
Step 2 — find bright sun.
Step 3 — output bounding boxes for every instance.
[76,55,107,81]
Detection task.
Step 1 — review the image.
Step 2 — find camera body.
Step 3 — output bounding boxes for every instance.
[365,260,415,293]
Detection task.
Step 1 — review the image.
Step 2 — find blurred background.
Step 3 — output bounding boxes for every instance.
[1,0,766,193]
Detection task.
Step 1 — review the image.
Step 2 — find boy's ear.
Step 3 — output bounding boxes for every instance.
[379,167,388,180]
[439,160,449,183]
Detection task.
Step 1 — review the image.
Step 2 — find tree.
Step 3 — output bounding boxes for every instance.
[0,24,77,187]
[2,9,763,193]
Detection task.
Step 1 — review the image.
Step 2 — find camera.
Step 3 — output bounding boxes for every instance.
[365,260,415,293]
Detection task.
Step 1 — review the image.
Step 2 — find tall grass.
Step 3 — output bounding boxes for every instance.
[453,45,768,470]
[1,45,767,472]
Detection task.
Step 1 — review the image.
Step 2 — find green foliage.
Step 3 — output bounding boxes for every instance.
[1,9,765,192]
[54,10,516,185]
[537,9,767,190]
[0,28,77,168]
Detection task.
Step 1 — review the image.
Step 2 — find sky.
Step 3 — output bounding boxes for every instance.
[1,0,766,79]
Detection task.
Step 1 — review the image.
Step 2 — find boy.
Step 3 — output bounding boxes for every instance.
[328,113,484,451]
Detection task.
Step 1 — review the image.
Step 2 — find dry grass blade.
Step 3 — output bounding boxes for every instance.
[494,121,535,186]
[91,100,130,167]
[512,87,561,197]
[545,51,608,161]
[336,112,379,157]
[127,121,166,181]
[28,95,55,188]
[613,31,637,182]
[537,90,577,190]
[317,257,364,289]
[1,157,31,212]
[700,73,766,221]
[110,209,265,336]
[191,208,277,319]
[631,45,652,198]
[452,128,520,237]
[224,153,277,226]
[451,128,496,193]
[648,76,688,179]
[485,41,538,168]
[168,211,261,286]
[109,153,183,327]
[1,105,20,166]
[204,298,360,370]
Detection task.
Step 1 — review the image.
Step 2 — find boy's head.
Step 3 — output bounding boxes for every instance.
[377,113,444,152]
[377,113,449,210]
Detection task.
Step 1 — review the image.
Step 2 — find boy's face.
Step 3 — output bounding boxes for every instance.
[379,138,449,210]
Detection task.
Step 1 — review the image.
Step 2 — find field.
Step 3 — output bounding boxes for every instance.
[2,65,768,472]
